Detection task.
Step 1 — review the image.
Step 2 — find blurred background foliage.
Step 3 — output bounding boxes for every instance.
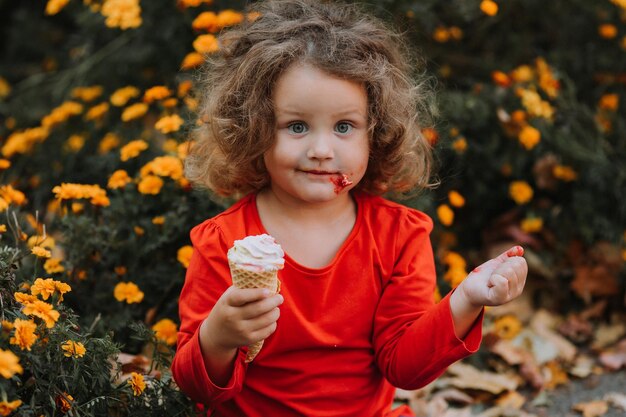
[0,0,624,414]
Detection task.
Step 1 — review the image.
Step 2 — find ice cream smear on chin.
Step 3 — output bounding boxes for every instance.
[227,234,285,272]
[330,174,353,194]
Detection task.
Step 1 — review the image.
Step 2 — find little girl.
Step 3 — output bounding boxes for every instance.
[172,1,528,416]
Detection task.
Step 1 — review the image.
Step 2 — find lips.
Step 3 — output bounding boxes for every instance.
[300,169,338,175]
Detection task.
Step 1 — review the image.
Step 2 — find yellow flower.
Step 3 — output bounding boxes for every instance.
[14,292,38,305]
[134,226,145,236]
[42,101,83,129]
[177,0,213,7]
[0,349,23,379]
[99,132,121,153]
[599,94,619,111]
[44,258,66,274]
[107,169,132,189]
[66,134,86,151]
[516,88,555,120]
[0,77,11,99]
[433,286,442,304]
[0,159,11,170]
[152,318,178,345]
[0,185,27,206]
[445,267,467,289]
[217,9,244,29]
[129,372,146,396]
[110,86,140,107]
[448,190,465,208]
[155,114,184,134]
[0,399,22,416]
[140,156,184,180]
[177,245,193,268]
[492,71,512,87]
[432,26,450,43]
[494,315,523,340]
[10,319,38,351]
[121,102,148,122]
[0,225,6,233]
[192,11,220,32]
[480,0,498,16]
[61,340,86,358]
[55,393,73,414]
[193,34,220,54]
[181,52,204,70]
[23,300,60,328]
[152,216,165,225]
[32,246,52,259]
[45,0,70,15]
[71,86,103,102]
[101,0,142,29]
[509,181,533,205]
[52,183,110,206]
[518,125,541,150]
[120,139,149,161]
[452,137,467,153]
[521,217,543,233]
[143,86,171,103]
[114,282,144,304]
[85,102,110,120]
[553,165,578,181]
[437,204,454,226]
[599,24,618,39]
[138,175,164,195]
[1,126,49,158]
[31,278,71,301]
[442,251,467,270]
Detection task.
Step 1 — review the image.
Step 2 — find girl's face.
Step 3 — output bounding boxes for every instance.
[264,64,369,206]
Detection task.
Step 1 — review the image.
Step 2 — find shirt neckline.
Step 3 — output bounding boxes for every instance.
[248,192,363,276]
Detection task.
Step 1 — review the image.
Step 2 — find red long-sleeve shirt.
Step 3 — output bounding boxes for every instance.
[172,192,483,416]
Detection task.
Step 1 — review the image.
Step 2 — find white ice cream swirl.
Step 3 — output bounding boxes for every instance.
[227,234,285,272]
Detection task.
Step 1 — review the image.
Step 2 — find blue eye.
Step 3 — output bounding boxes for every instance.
[336,122,352,134]
[287,122,307,134]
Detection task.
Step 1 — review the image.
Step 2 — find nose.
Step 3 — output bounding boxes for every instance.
[306,132,334,160]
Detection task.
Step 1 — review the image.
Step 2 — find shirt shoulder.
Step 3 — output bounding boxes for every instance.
[356,193,433,235]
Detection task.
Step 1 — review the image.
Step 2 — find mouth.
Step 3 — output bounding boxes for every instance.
[300,170,338,176]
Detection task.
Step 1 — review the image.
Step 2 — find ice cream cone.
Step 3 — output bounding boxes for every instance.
[227,234,284,363]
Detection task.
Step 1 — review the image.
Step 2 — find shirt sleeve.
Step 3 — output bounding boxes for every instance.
[373,209,483,390]
[171,221,248,405]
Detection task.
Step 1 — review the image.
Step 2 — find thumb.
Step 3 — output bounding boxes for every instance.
[471,246,525,274]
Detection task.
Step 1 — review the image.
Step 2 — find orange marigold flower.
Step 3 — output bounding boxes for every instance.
[494,315,523,340]
[178,0,213,7]
[177,245,193,268]
[10,319,38,351]
[445,267,467,288]
[44,258,65,274]
[101,0,142,29]
[45,0,70,15]
[137,175,164,195]
[71,86,104,102]
[510,65,534,83]
[0,349,23,378]
[599,94,619,111]
[152,318,178,345]
[14,292,38,305]
[437,204,454,226]
[217,10,244,29]
[0,159,11,170]
[134,226,145,236]
[0,76,10,99]
[55,393,73,414]
[140,156,184,180]
[518,125,541,150]
[120,139,149,161]
[23,300,60,328]
[521,217,543,233]
[192,11,220,32]
[129,372,146,396]
[85,102,110,120]
[66,134,86,151]
[121,102,148,122]
[99,132,121,153]
[181,52,204,70]
[155,114,184,134]
[1,126,49,158]
[0,399,22,415]
[448,190,465,208]
[480,0,498,16]
[52,183,110,206]
[432,26,450,43]
[553,165,578,181]
[421,127,439,146]
[114,282,144,304]
[509,181,533,205]
[492,71,512,87]
[599,24,618,39]
[32,246,51,259]
[193,34,219,54]
[42,101,83,129]
[0,185,27,206]
[442,251,467,270]
[143,86,171,103]
[452,137,467,153]
[152,216,165,225]
[115,266,127,276]
[61,340,86,358]
[110,86,140,107]
[31,278,71,301]
[108,169,132,189]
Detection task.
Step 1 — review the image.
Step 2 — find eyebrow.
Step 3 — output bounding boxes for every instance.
[275,108,366,118]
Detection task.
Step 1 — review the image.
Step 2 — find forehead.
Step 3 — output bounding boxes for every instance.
[273,64,367,116]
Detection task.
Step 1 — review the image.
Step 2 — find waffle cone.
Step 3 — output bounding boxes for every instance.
[229,261,280,363]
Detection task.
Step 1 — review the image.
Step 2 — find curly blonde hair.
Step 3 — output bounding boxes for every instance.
[185,0,436,198]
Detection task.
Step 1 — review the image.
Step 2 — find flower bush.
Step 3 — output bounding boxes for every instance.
[0,0,624,414]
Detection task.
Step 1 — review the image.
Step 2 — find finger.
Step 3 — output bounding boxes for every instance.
[249,321,278,343]
[247,307,281,331]
[240,294,284,319]
[226,286,273,307]
[487,274,510,303]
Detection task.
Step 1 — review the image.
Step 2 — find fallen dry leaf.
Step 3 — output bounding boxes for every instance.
[572,400,609,417]
[569,354,595,378]
[431,388,474,405]
[598,339,626,370]
[490,338,544,389]
[542,360,569,390]
[558,314,594,343]
[571,264,619,302]
[494,391,526,409]
[441,362,519,394]
[530,310,577,362]
[592,323,626,350]
[478,406,538,417]
[604,392,626,410]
